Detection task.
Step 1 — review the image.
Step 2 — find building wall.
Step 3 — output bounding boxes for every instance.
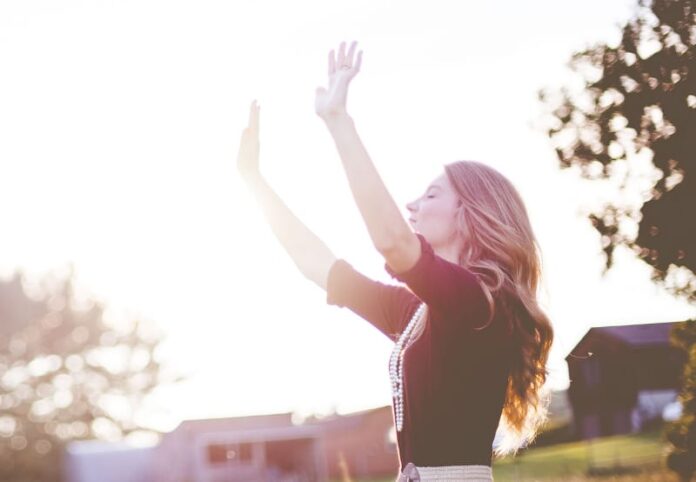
[322,408,399,480]
[66,409,396,482]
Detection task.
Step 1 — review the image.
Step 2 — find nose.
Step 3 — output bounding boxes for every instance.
[406,199,418,213]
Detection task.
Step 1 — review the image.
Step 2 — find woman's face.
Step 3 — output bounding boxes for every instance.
[406,173,463,251]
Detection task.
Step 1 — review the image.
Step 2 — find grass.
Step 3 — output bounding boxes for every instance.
[492,429,672,481]
[332,429,684,482]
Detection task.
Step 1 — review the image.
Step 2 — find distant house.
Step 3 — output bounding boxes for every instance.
[305,405,398,480]
[566,321,687,440]
[64,405,398,482]
[151,412,327,482]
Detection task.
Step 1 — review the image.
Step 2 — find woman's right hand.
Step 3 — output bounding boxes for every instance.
[315,41,362,122]
[237,100,261,179]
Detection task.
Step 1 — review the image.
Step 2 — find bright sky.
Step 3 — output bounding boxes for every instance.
[1,0,695,433]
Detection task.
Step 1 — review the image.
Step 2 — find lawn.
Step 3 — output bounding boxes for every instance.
[333,429,683,482]
[492,429,675,481]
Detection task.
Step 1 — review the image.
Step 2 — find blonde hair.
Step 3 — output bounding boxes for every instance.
[407,160,553,455]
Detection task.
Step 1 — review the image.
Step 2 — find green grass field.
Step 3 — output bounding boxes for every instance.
[492,429,673,481]
[333,429,683,482]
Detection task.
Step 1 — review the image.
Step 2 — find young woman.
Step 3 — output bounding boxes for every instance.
[237,41,553,482]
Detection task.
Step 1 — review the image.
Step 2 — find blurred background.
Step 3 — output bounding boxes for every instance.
[1,0,695,481]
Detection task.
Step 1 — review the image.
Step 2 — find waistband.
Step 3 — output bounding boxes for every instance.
[397,462,493,481]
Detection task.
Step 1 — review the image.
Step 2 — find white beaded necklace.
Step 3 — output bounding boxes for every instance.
[388,302,426,432]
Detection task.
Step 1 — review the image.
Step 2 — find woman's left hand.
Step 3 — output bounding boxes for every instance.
[237,100,261,180]
[315,41,362,121]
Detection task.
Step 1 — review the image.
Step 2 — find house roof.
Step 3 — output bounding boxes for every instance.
[598,322,677,346]
[304,405,391,429]
[566,321,683,360]
[175,412,296,433]
[166,405,393,439]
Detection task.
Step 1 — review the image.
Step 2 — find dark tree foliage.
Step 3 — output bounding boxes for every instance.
[541,1,696,479]
[666,320,696,481]
[0,271,174,482]
[541,0,696,302]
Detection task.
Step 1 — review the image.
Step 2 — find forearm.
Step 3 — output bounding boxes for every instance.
[324,114,411,252]
[243,173,337,289]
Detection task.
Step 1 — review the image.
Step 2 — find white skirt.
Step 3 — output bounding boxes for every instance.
[397,462,493,481]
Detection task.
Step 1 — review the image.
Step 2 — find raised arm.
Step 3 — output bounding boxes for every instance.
[315,41,421,274]
[237,100,337,289]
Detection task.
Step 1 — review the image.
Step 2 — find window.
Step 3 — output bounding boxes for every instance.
[207,442,253,465]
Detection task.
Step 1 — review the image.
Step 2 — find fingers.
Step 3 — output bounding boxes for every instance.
[329,49,336,75]
[337,41,346,67]
[331,41,360,72]
[354,50,362,72]
[346,41,357,68]
[248,99,259,132]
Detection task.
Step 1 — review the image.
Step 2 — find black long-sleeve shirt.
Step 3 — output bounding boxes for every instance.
[326,233,514,468]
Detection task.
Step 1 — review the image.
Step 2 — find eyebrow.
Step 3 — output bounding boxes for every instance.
[426,185,442,192]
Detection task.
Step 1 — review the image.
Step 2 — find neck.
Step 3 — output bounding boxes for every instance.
[434,244,461,265]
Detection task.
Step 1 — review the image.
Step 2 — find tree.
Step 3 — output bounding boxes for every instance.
[540,0,696,478]
[540,0,695,301]
[666,320,696,481]
[0,270,175,482]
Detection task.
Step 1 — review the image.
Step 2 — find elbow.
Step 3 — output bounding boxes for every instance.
[373,229,413,256]
[374,228,421,274]
[375,240,398,256]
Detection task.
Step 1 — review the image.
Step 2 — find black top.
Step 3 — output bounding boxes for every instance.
[326,233,514,468]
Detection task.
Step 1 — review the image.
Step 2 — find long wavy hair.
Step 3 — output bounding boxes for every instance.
[408,160,554,455]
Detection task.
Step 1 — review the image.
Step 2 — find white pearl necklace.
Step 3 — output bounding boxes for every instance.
[389,302,426,432]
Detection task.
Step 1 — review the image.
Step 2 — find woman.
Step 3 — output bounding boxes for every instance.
[237,41,553,482]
